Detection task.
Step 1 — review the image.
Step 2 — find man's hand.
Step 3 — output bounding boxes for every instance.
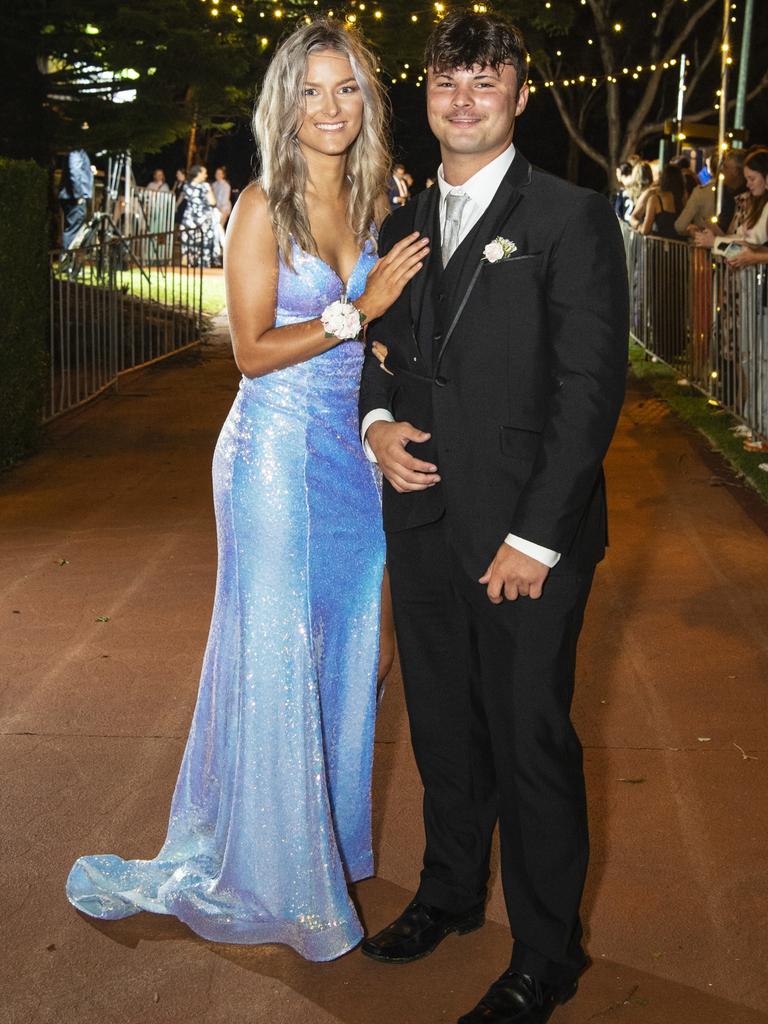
[479,543,550,603]
[366,420,440,493]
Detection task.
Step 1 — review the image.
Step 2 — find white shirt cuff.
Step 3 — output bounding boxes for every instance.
[360,419,561,567]
[361,409,394,462]
[504,533,561,568]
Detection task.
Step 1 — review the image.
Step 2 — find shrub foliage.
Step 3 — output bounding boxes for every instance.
[0,159,48,467]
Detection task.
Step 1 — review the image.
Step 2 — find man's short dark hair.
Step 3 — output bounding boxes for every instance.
[424,10,528,88]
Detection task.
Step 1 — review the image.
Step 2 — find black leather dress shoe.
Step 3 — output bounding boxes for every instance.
[457,969,579,1024]
[361,899,485,964]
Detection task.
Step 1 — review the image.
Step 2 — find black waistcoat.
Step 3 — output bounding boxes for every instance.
[415,201,488,373]
[399,202,496,532]
[413,201,441,371]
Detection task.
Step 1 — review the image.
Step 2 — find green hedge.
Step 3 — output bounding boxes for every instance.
[0,159,48,468]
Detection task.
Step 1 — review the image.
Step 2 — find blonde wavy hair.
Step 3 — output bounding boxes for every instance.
[253,19,391,268]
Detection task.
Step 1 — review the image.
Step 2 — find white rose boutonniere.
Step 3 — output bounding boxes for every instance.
[482,237,518,263]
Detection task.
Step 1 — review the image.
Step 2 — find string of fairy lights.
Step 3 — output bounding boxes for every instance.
[197,0,741,100]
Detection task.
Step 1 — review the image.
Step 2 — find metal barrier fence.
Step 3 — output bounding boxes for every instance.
[135,187,176,235]
[48,229,204,421]
[621,222,768,441]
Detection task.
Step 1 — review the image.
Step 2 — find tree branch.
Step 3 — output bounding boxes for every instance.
[585,0,622,164]
[636,67,768,142]
[653,0,678,55]
[548,84,610,172]
[685,33,721,104]
[657,0,720,66]
[623,0,720,156]
[578,85,601,130]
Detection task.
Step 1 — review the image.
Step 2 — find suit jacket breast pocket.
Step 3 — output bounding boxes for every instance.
[499,425,542,462]
[496,252,544,269]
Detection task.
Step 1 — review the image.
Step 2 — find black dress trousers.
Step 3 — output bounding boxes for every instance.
[386,515,594,983]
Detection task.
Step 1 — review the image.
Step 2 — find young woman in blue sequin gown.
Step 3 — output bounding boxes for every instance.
[65,22,430,961]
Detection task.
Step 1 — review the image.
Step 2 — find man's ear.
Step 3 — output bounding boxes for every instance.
[515,82,530,118]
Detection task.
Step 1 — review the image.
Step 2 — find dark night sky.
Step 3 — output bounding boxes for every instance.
[137,82,599,192]
[383,65,768,193]
[138,60,768,197]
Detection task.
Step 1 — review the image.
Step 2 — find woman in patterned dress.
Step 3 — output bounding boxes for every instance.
[180,164,217,267]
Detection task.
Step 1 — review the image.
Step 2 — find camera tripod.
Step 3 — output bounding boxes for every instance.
[59,152,158,283]
[58,210,152,283]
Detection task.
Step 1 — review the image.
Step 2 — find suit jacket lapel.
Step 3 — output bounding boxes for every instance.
[436,154,533,370]
[408,185,440,331]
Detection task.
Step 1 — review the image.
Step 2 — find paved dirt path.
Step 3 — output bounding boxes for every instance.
[1,326,766,1024]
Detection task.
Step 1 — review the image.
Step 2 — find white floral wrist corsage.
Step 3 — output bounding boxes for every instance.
[321,299,366,341]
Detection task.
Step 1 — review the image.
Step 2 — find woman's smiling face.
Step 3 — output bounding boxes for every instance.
[296,50,364,159]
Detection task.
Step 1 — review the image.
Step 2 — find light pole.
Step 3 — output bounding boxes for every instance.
[733,0,754,148]
[716,0,731,216]
[675,53,688,156]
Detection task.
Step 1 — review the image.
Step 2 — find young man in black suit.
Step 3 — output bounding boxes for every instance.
[357,11,629,1024]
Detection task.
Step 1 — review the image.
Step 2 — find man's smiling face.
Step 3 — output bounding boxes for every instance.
[426,63,529,162]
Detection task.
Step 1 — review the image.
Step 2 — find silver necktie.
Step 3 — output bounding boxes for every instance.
[441,191,470,267]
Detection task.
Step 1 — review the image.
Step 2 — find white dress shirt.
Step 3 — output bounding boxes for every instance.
[361,142,561,569]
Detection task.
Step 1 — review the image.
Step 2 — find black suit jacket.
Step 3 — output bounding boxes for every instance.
[359,152,629,579]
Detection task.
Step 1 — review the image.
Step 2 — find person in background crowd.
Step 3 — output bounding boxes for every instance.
[173,168,187,225]
[211,166,232,260]
[142,168,172,238]
[613,162,634,221]
[180,164,217,267]
[675,155,718,236]
[694,148,768,249]
[387,162,410,210]
[717,149,748,232]
[59,148,94,248]
[728,244,768,268]
[146,168,170,193]
[638,162,685,239]
[627,162,655,231]
[697,149,714,184]
[671,155,700,200]
[697,150,768,444]
[212,166,233,228]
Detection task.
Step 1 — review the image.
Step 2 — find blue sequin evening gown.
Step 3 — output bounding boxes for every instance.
[66,238,385,961]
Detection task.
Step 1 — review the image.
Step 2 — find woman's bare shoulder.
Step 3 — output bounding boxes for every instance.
[228,183,276,250]
[232,182,269,222]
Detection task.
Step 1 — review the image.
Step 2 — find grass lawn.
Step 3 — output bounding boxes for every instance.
[107,267,227,316]
[629,341,768,502]
[54,261,227,317]
[200,273,227,315]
